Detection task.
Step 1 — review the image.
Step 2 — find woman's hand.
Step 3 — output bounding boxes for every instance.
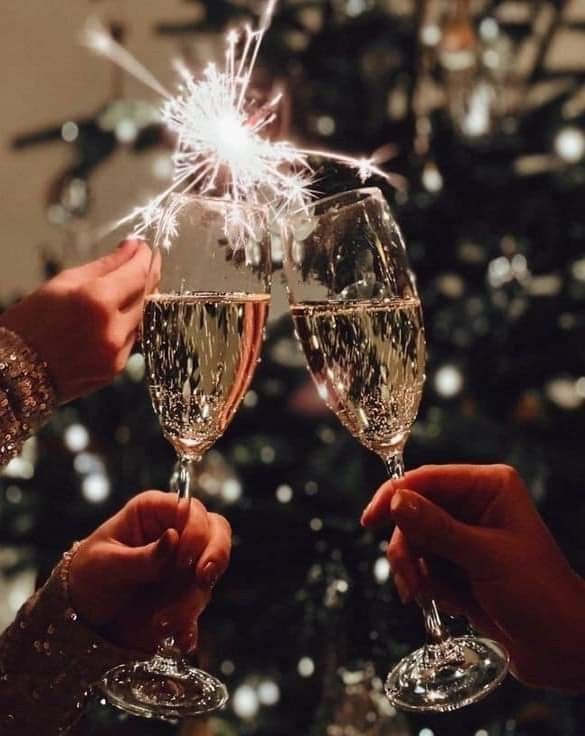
[69,490,231,654]
[362,464,585,692]
[0,239,154,403]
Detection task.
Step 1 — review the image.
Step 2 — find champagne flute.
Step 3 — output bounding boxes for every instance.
[282,187,508,712]
[101,195,271,720]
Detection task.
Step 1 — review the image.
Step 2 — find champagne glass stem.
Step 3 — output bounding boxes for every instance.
[384,452,449,644]
[156,454,201,657]
[172,455,200,500]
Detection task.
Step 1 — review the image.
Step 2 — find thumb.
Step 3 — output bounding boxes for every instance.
[71,239,142,280]
[390,489,490,571]
[109,528,179,585]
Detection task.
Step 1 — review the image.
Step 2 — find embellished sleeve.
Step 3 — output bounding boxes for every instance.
[0,326,57,468]
[0,544,137,735]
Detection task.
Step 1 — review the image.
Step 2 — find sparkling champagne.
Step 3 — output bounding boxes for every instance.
[291,297,425,457]
[143,292,269,458]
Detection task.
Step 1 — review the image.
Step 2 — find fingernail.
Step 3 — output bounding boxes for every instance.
[187,631,199,655]
[393,572,411,604]
[391,491,418,516]
[156,530,175,560]
[360,503,373,526]
[199,561,219,588]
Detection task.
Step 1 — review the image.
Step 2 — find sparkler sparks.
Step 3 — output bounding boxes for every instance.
[83,2,401,249]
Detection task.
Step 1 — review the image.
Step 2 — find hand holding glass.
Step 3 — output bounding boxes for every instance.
[282,188,508,712]
[101,196,271,720]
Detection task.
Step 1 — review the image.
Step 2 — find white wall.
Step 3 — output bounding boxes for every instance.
[0,0,214,299]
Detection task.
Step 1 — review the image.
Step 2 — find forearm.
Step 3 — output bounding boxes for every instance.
[508,570,585,693]
[549,571,585,692]
[0,326,56,467]
[0,545,135,735]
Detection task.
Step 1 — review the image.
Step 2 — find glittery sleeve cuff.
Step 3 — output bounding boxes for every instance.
[0,544,137,735]
[0,326,57,468]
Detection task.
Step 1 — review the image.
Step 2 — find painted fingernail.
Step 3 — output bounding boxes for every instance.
[199,561,219,588]
[393,572,410,604]
[360,503,373,526]
[116,239,137,252]
[155,530,174,559]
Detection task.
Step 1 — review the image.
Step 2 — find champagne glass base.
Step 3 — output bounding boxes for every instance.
[384,636,509,713]
[101,658,229,721]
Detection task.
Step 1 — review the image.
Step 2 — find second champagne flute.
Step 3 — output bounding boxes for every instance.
[101,195,271,720]
[282,187,508,712]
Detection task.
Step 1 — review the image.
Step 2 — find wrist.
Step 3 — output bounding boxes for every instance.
[554,571,585,689]
[516,568,585,692]
[0,325,57,426]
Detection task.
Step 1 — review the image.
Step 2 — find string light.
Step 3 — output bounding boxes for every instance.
[304,480,319,495]
[82,473,111,503]
[298,656,315,677]
[374,557,390,583]
[243,390,258,407]
[125,353,146,382]
[64,424,90,453]
[3,457,34,480]
[5,486,22,504]
[221,660,235,676]
[545,377,583,410]
[257,680,280,705]
[232,684,260,719]
[275,484,293,503]
[434,365,464,398]
[260,445,276,463]
[221,478,242,503]
[554,127,585,163]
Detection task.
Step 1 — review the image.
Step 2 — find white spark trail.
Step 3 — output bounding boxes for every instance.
[82,18,171,100]
[80,2,398,249]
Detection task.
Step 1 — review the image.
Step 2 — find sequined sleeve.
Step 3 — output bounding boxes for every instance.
[0,544,136,735]
[0,326,57,468]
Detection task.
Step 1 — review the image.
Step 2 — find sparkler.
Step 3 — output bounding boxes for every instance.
[83,2,402,249]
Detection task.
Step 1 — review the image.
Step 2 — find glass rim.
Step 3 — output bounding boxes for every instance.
[287,186,386,220]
